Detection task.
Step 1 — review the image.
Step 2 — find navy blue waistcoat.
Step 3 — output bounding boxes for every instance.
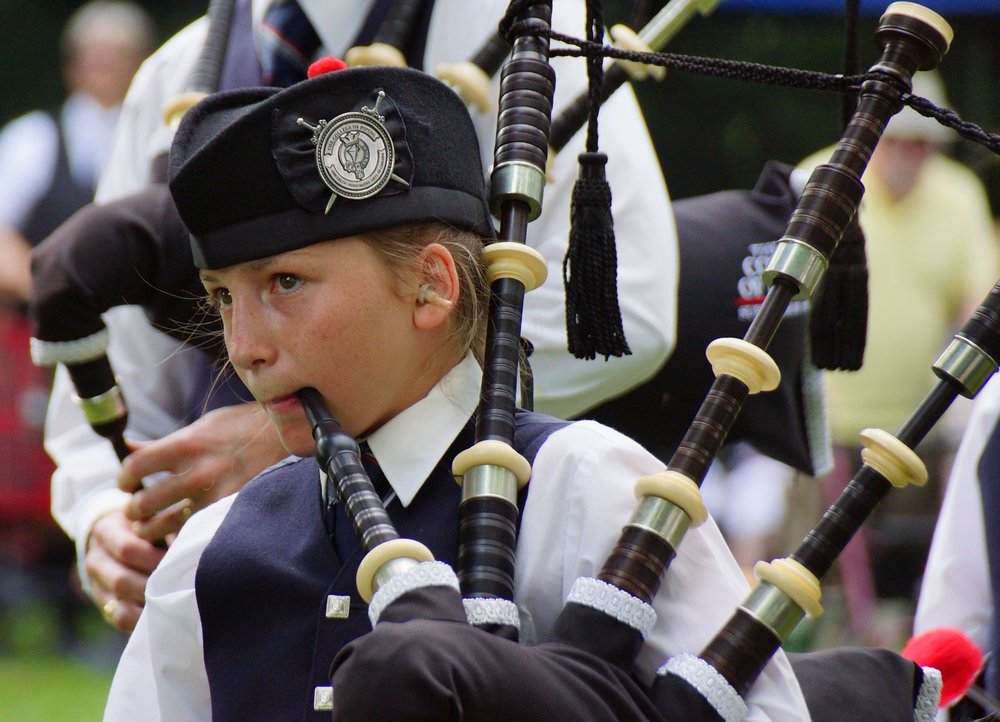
[196,410,568,721]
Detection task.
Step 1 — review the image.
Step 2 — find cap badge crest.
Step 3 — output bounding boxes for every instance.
[297,90,409,213]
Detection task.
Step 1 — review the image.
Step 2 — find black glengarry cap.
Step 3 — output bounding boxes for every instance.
[169,65,493,270]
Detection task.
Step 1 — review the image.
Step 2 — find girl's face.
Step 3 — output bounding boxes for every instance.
[201,238,434,456]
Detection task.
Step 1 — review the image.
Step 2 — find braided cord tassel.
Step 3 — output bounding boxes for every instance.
[564,0,630,360]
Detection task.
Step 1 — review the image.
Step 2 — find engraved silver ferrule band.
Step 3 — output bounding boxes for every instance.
[490,162,546,221]
[368,561,460,626]
[74,386,126,426]
[739,582,805,641]
[933,335,997,397]
[371,557,422,596]
[628,496,692,550]
[460,464,519,504]
[762,238,829,300]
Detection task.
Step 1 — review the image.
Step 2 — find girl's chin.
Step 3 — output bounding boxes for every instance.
[275,426,316,459]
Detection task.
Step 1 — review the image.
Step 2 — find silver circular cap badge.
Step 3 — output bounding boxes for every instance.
[297,90,407,214]
[315,110,394,200]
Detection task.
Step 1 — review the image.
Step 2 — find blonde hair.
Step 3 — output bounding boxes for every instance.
[360,222,489,364]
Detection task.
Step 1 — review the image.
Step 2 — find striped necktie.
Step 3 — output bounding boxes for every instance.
[258,0,322,86]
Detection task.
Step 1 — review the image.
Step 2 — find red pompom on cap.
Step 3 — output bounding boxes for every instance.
[307,56,348,79]
[901,627,984,707]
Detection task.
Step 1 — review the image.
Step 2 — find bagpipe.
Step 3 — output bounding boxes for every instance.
[306,2,1000,721]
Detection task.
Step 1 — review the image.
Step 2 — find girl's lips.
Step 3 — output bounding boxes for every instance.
[266,394,302,415]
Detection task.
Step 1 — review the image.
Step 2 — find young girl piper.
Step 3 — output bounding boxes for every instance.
[102,64,810,721]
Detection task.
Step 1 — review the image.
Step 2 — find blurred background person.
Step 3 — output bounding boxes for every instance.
[0,0,154,656]
[796,69,999,647]
[0,0,155,303]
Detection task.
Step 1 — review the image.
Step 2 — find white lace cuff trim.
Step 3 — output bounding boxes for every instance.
[657,653,748,722]
[367,561,459,626]
[31,328,110,366]
[463,597,520,630]
[566,577,656,637]
[913,666,942,722]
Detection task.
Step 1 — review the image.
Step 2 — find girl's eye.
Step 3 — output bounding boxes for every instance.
[275,274,302,292]
[208,287,232,309]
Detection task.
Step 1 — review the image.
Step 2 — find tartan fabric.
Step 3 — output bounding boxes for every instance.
[0,309,54,523]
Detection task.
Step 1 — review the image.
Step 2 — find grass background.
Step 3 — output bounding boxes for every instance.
[0,655,113,721]
[0,591,120,722]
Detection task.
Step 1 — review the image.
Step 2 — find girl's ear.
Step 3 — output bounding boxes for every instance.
[413,242,459,330]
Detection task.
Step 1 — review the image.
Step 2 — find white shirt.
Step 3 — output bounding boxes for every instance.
[105,355,810,721]
[914,374,999,653]
[912,374,1000,722]
[48,0,679,579]
[0,92,120,229]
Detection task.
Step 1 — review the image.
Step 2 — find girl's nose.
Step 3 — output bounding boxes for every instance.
[225,300,276,372]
